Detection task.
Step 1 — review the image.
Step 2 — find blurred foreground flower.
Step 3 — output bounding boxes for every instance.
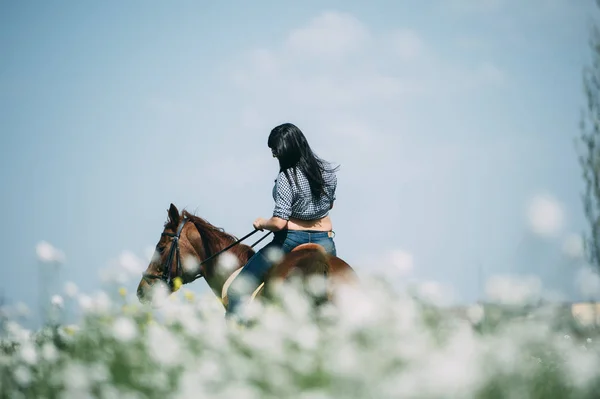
[1,263,600,399]
[183,290,195,302]
[486,274,542,305]
[112,316,137,342]
[64,281,78,297]
[36,241,65,263]
[62,324,79,336]
[527,194,564,237]
[117,251,145,275]
[51,295,64,309]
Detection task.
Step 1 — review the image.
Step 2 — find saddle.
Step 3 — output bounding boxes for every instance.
[220,243,327,307]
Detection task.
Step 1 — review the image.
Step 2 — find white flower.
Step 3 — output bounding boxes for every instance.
[19,343,37,365]
[182,254,200,275]
[149,283,171,307]
[13,366,32,387]
[14,302,30,317]
[5,321,32,343]
[146,323,181,366]
[117,251,145,275]
[527,194,564,237]
[145,246,158,262]
[112,317,138,342]
[35,241,65,263]
[64,281,79,297]
[51,295,64,308]
[92,291,112,313]
[78,291,112,313]
[466,304,485,324]
[78,294,93,311]
[216,252,239,276]
[387,249,414,274]
[265,246,284,263]
[88,363,110,384]
[334,284,380,329]
[64,362,91,393]
[41,343,59,362]
[485,275,542,305]
[417,280,452,306]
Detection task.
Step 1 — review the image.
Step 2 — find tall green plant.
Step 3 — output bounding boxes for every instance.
[579,0,600,277]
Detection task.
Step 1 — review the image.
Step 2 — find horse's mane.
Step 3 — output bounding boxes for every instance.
[169,210,254,263]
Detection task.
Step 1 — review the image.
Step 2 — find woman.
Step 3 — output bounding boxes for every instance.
[226,122,339,319]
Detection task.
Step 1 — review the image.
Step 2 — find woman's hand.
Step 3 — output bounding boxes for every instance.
[253,217,267,231]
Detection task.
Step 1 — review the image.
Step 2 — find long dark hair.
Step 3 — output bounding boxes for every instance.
[268,123,339,199]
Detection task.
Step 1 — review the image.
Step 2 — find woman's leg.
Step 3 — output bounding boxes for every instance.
[226,238,284,318]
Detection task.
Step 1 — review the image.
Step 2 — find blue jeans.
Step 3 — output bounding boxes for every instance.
[226,230,336,318]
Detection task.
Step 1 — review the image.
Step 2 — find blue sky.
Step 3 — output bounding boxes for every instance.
[1,1,597,320]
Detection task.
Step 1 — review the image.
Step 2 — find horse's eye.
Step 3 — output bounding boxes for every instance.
[156,246,165,254]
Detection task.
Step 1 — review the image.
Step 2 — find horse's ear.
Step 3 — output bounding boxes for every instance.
[168,203,180,226]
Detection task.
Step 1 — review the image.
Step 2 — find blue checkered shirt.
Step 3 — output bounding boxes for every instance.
[272,168,337,221]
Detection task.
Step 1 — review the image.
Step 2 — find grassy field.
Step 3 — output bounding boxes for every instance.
[1,276,599,399]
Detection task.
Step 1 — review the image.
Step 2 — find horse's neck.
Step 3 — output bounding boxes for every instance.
[188,225,252,300]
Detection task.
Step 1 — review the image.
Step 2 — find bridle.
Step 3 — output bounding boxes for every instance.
[142,216,189,290]
[141,216,271,290]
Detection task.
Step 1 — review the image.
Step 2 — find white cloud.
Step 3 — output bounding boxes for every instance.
[388,29,425,61]
[285,11,370,59]
[240,106,265,130]
[440,0,505,15]
[526,194,564,237]
[474,62,506,86]
[222,9,531,300]
[250,48,280,75]
[230,10,508,149]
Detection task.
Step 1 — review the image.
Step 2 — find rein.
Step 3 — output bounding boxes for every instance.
[142,216,272,288]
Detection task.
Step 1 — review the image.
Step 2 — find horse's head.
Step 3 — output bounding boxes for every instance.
[136,203,203,304]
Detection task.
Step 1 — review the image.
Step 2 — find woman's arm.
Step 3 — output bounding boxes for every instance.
[254,216,287,232]
[254,172,292,232]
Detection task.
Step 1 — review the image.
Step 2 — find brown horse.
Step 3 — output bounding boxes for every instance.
[136,204,358,311]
